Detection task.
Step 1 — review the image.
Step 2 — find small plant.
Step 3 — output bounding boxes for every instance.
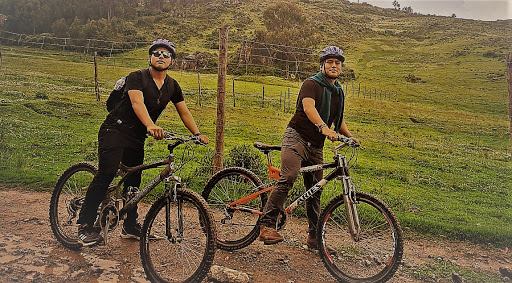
[225,144,266,179]
[35,91,49,100]
[405,73,426,83]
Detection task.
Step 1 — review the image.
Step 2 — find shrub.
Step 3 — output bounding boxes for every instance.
[225,144,266,178]
[405,73,425,83]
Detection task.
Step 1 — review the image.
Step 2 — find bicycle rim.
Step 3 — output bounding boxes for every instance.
[319,192,403,282]
[202,167,264,251]
[49,162,97,250]
[140,188,216,282]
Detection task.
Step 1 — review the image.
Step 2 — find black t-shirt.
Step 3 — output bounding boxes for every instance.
[288,79,340,147]
[105,69,184,139]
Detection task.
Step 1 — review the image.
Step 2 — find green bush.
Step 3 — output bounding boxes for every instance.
[225,144,267,179]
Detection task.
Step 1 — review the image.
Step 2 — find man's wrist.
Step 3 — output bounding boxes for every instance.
[194,132,202,136]
[315,123,327,133]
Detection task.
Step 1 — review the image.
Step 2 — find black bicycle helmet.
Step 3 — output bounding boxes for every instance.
[148,39,177,59]
[319,46,345,63]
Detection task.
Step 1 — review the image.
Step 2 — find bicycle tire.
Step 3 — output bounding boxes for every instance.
[202,167,264,251]
[318,192,403,282]
[49,161,98,250]
[140,188,217,283]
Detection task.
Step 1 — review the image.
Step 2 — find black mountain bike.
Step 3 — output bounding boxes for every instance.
[49,132,216,282]
[202,135,403,282]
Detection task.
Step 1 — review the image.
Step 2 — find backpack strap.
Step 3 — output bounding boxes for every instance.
[140,68,151,91]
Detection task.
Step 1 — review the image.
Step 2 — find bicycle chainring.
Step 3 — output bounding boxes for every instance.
[99,204,119,232]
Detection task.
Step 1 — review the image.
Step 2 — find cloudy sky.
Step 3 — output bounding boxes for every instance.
[347,0,511,21]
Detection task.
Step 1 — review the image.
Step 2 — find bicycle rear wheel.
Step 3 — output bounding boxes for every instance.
[318,192,403,282]
[140,188,216,283]
[202,167,264,251]
[49,161,97,250]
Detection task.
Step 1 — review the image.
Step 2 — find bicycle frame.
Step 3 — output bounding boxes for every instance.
[226,142,362,240]
[104,138,186,227]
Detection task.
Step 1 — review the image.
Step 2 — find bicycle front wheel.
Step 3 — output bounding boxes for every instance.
[318,192,403,282]
[140,188,216,283]
[49,161,98,250]
[202,167,264,251]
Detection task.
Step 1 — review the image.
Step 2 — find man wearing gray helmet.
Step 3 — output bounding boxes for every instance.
[76,39,209,246]
[259,46,359,250]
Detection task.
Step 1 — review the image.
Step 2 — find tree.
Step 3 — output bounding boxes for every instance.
[402,6,413,13]
[250,1,320,77]
[0,13,6,29]
[392,0,400,10]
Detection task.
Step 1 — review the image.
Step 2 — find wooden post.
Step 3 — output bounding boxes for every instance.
[280,91,283,110]
[507,53,512,155]
[232,79,236,107]
[213,26,229,174]
[94,52,100,101]
[197,72,202,106]
[287,88,291,111]
[262,85,265,108]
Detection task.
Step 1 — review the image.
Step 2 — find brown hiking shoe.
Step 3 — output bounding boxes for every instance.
[307,235,337,255]
[259,225,284,245]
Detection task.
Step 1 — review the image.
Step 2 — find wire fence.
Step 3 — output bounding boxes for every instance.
[0,30,401,114]
[0,29,506,114]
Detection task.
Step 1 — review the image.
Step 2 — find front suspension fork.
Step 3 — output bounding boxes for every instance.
[164,176,184,242]
[342,176,360,241]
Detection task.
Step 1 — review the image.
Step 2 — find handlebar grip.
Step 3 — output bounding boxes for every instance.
[337,135,360,147]
[253,141,264,149]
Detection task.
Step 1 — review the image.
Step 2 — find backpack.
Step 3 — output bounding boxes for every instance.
[106,68,151,112]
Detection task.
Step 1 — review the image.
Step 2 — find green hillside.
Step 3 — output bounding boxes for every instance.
[0,0,511,248]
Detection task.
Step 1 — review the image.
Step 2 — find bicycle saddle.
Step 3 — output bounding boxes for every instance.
[253,142,282,152]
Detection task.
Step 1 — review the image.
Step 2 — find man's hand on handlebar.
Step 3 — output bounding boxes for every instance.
[147,125,165,140]
[321,127,338,141]
[196,134,209,145]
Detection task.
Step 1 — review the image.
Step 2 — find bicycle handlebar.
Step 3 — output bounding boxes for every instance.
[336,134,360,148]
[164,132,205,146]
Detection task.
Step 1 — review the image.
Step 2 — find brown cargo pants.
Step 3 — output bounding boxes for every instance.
[259,127,324,237]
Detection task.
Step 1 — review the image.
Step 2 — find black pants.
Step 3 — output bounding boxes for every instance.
[77,124,144,228]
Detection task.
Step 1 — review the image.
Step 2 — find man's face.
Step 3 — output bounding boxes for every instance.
[322,58,342,79]
[150,47,173,71]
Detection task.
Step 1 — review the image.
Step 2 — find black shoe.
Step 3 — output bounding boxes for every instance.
[78,224,103,247]
[121,222,142,240]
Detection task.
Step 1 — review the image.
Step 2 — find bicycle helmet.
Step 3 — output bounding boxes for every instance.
[319,46,345,63]
[148,39,177,59]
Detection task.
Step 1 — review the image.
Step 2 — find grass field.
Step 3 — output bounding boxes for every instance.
[0,38,510,248]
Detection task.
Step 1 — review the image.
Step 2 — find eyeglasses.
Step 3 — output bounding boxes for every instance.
[152,50,172,59]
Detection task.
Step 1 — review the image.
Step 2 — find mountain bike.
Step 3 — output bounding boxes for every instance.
[202,135,403,282]
[49,132,217,283]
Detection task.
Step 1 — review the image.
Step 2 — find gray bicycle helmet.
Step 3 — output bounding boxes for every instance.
[149,39,177,59]
[319,46,345,63]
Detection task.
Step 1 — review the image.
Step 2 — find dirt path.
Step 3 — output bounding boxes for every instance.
[0,188,510,282]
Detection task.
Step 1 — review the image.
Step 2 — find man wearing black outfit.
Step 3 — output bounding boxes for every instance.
[258,46,359,249]
[77,39,209,246]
